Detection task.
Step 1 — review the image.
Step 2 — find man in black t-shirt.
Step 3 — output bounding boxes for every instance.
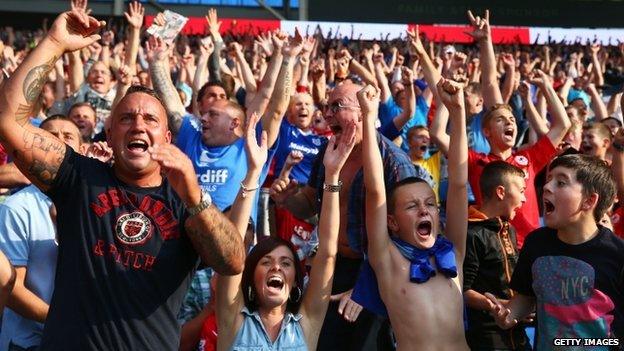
[0,9,244,350]
[486,154,624,350]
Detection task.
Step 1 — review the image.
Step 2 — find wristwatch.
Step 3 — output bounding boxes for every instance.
[187,190,212,216]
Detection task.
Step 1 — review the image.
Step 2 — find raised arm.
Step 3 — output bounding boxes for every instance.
[262,29,304,147]
[216,112,267,348]
[0,10,104,192]
[389,67,416,131]
[436,78,468,259]
[146,36,187,136]
[206,9,224,83]
[500,53,516,104]
[67,49,84,94]
[407,26,441,101]
[244,32,285,117]
[530,70,571,146]
[231,42,257,94]
[341,49,377,87]
[467,10,503,108]
[123,1,144,74]
[300,120,355,339]
[430,101,450,155]
[191,39,213,117]
[373,53,391,103]
[359,84,392,269]
[586,83,608,120]
[518,81,548,138]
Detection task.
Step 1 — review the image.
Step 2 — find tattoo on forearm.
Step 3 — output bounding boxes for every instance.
[23,56,57,104]
[186,208,244,275]
[150,62,184,118]
[16,129,66,186]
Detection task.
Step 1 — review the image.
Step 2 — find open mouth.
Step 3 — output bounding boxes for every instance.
[417,220,432,237]
[419,145,428,152]
[503,129,515,139]
[581,143,593,153]
[544,199,555,215]
[127,139,149,153]
[266,275,284,292]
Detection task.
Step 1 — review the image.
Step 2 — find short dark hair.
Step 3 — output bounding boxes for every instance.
[124,85,163,105]
[465,82,482,96]
[388,177,430,214]
[479,161,525,201]
[241,237,305,314]
[40,114,80,132]
[582,121,613,141]
[197,81,229,103]
[406,125,429,141]
[67,102,96,120]
[482,103,513,130]
[548,154,616,222]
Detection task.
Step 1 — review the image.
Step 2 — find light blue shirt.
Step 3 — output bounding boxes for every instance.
[231,307,307,350]
[176,115,277,224]
[0,185,57,349]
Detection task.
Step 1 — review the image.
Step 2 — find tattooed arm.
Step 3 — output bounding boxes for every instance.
[148,143,244,275]
[262,30,304,148]
[146,36,186,136]
[0,11,104,192]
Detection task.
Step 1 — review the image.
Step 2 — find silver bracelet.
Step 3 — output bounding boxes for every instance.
[323,180,343,193]
[241,182,260,198]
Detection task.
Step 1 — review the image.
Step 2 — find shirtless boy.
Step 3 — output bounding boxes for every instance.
[360,78,468,350]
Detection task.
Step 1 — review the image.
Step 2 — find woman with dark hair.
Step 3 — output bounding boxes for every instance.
[216,113,356,350]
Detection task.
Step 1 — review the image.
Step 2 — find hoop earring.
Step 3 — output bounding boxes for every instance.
[289,286,302,303]
[247,286,255,302]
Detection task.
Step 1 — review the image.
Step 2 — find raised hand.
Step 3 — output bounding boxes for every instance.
[282,28,304,58]
[323,121,356,176]
[500,52,515,70]
[271,31,288,54]
[206,8,221,36]
[244,112,268,173]
[401,66,414,86]
[153,12,166,27]
[590,42,601,56]
[70,0,89,14]
[149,143,198,204]
[285,150,304,168]
[484,293,518,330]
[527,69,550,88]
[199,37,214,58]
[85,141,113,163]
[101,30,114,47]
[116,64,133,86]
[124,1,145,29]
[145,35,169,63]
[254,31,273,57]
[301,36,316,59]
[466,9,491,42]
[407,25,426,56]
[518,81,531,101]
[47,8,105,52]
[356,84,380,118]
[436,78,465,111]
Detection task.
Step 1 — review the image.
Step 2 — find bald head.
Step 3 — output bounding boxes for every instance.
[329,81,362,107]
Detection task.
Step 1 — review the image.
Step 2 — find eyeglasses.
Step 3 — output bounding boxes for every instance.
[327,101,361,114]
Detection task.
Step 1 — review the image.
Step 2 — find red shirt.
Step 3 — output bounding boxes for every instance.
[468,135,556,248]
[610,206,624,239]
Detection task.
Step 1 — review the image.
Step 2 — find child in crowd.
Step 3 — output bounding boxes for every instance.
[464,161,530,350]
[361,77,468,350]
[487,154,624,349]
[581,122,612,163]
